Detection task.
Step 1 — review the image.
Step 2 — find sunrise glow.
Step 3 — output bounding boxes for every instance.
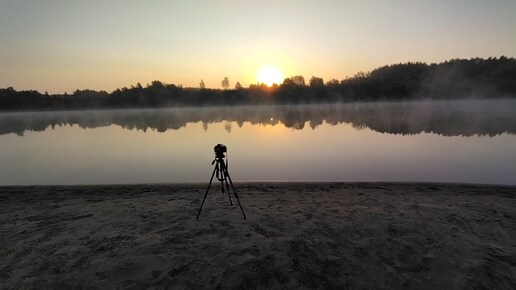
[257,65,283,87]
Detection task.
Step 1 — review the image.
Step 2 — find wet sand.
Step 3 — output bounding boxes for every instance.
[1,183,515,289]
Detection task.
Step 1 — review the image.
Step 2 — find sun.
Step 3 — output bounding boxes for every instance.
[257,65,283,86]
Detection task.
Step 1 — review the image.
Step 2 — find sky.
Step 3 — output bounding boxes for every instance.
[1,0,515,93]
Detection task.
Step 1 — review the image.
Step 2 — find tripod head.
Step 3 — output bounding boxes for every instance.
[214,144,227,159]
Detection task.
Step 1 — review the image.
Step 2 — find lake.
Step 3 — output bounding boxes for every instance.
[1,99,515,186]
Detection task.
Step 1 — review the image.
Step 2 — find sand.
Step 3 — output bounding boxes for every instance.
[0,182,515,289]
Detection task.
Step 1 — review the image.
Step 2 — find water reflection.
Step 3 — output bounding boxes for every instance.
[1,99,515,137]
[2,100,516,185]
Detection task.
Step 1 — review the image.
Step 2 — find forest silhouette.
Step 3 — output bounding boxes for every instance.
[1,100,514,137]
[1,57,515,111]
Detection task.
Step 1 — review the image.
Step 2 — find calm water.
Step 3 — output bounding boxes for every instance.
[1,100,515,185]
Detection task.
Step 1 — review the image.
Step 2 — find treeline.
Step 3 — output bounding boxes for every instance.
[1,57,515,111]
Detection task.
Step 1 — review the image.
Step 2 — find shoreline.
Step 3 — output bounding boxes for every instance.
[2,180,515,188]
[1,182,515,289]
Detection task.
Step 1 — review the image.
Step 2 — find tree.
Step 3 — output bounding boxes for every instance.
[199,79,205,89]
[221,77,230,90]
[309,76,324,87]
[353,71,369,79]
[326,79,340,86]
[292,75,305,86]
[282,78,294,86]
[150,80,164,88]
[235,81,242,90]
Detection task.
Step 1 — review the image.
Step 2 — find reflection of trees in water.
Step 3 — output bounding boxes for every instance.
[1,100,515,137]
[224,122,232,133]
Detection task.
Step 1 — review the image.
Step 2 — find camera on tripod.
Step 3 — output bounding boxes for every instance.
[214,144,227,158]
[197,144,247,219]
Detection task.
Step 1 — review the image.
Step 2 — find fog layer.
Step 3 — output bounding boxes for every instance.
[1,100,515,137]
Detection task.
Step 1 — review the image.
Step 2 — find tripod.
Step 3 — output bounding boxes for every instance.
[196,153,247,219]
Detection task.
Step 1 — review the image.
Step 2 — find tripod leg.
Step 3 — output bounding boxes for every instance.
[217,163,225,196]
[196,163,218,219]
[219,160,233,205]
[224,175,233,206]
[224,169,247,219]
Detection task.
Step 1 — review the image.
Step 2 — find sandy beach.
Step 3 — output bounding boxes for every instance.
[1,182,515,289]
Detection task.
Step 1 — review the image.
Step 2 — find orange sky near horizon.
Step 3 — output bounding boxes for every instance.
[1,0,515,94]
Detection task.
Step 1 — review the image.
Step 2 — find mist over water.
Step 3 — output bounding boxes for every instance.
[1,100,515,185]
[1,99,515,137]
